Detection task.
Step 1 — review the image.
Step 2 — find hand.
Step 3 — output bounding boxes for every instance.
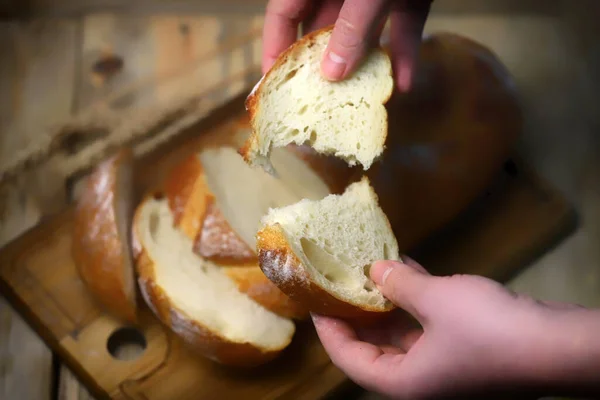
[262,0,433,91]
[312,257,600,399]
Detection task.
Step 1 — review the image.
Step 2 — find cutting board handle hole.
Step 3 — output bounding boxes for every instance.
[106,327,147,361]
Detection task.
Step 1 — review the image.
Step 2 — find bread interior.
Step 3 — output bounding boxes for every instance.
[198,146,330,249]
[249,28,393,173]
[137,198,294,349]
[262,178,399,308]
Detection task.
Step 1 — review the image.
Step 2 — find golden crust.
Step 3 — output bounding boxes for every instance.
[164,154,203,226]
[241,25,392,168]
[257,224,395,319]
[194,196,258,266]
[165,154,257,265]
[224,266,309,320]
[72,148,137,323]
[133,196,290,367]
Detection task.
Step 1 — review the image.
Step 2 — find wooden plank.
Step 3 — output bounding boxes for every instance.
[74,13,262,113]
[13,0,563,18]
[0,19,79,400]
[16,12,264,195]
[0,300,54,400]
[502,3,600,310]
[0,20,78,217]
[58,367,94,400]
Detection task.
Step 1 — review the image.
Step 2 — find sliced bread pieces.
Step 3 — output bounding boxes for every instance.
[257,177,399,317]
[72,148,137,323]
[165,146,324,319]
[241,26,394,175]
[133,196,295,366]
[164,152,257,266]
[166,147,333,262]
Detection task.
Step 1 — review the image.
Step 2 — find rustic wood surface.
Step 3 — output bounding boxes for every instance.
[1,1,599,399]
[0,19,79,400]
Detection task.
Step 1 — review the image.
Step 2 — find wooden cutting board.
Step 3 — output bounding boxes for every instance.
[0,93,577,400]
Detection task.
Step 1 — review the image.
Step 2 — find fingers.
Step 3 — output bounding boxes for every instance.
[301,0,343,35]
[537,299,588,311]
[355,308,423,352]
[389,0,431,91]
[312,313,404,391]
[263,0,432,90]
[262,0,312,73]
[371,260,432,321]
[400,254,429,274]
[321,0,391,81]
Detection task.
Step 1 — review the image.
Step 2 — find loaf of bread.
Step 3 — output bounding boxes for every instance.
[72,149,138,323]
[368,32,522,251]
[257,177,399,318]
[133,195,296,366]
[241,25,394,175]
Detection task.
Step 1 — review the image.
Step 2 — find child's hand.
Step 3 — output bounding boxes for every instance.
[313,257,600,399]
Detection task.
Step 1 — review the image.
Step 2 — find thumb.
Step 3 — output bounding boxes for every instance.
[370,259,431,320]
[320,0,390,81]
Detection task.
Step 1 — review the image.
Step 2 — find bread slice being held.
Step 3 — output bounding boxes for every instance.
[72,148,138,323]
[133,196,295,366]
[257,177,399,318]
[241,26,394,175]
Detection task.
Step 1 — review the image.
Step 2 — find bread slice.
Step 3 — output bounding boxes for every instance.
[165,146,333,264]
[164,153,256,266]
[72,148,137,323]
[199,146,332,248]
[241,25,394,175]
[133,196,295,366]
[257,177,399,317]
[224,267,308,320]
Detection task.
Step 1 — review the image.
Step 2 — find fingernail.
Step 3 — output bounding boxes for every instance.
[370,261,397,285]
[321,51,346,81]
[310,312,323,325]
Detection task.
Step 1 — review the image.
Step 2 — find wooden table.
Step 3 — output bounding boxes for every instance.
[1,1,599,399]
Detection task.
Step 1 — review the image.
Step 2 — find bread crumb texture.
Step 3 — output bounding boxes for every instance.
[246,27,393,174]
[136,198,295,350]
[260,178,399,310]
